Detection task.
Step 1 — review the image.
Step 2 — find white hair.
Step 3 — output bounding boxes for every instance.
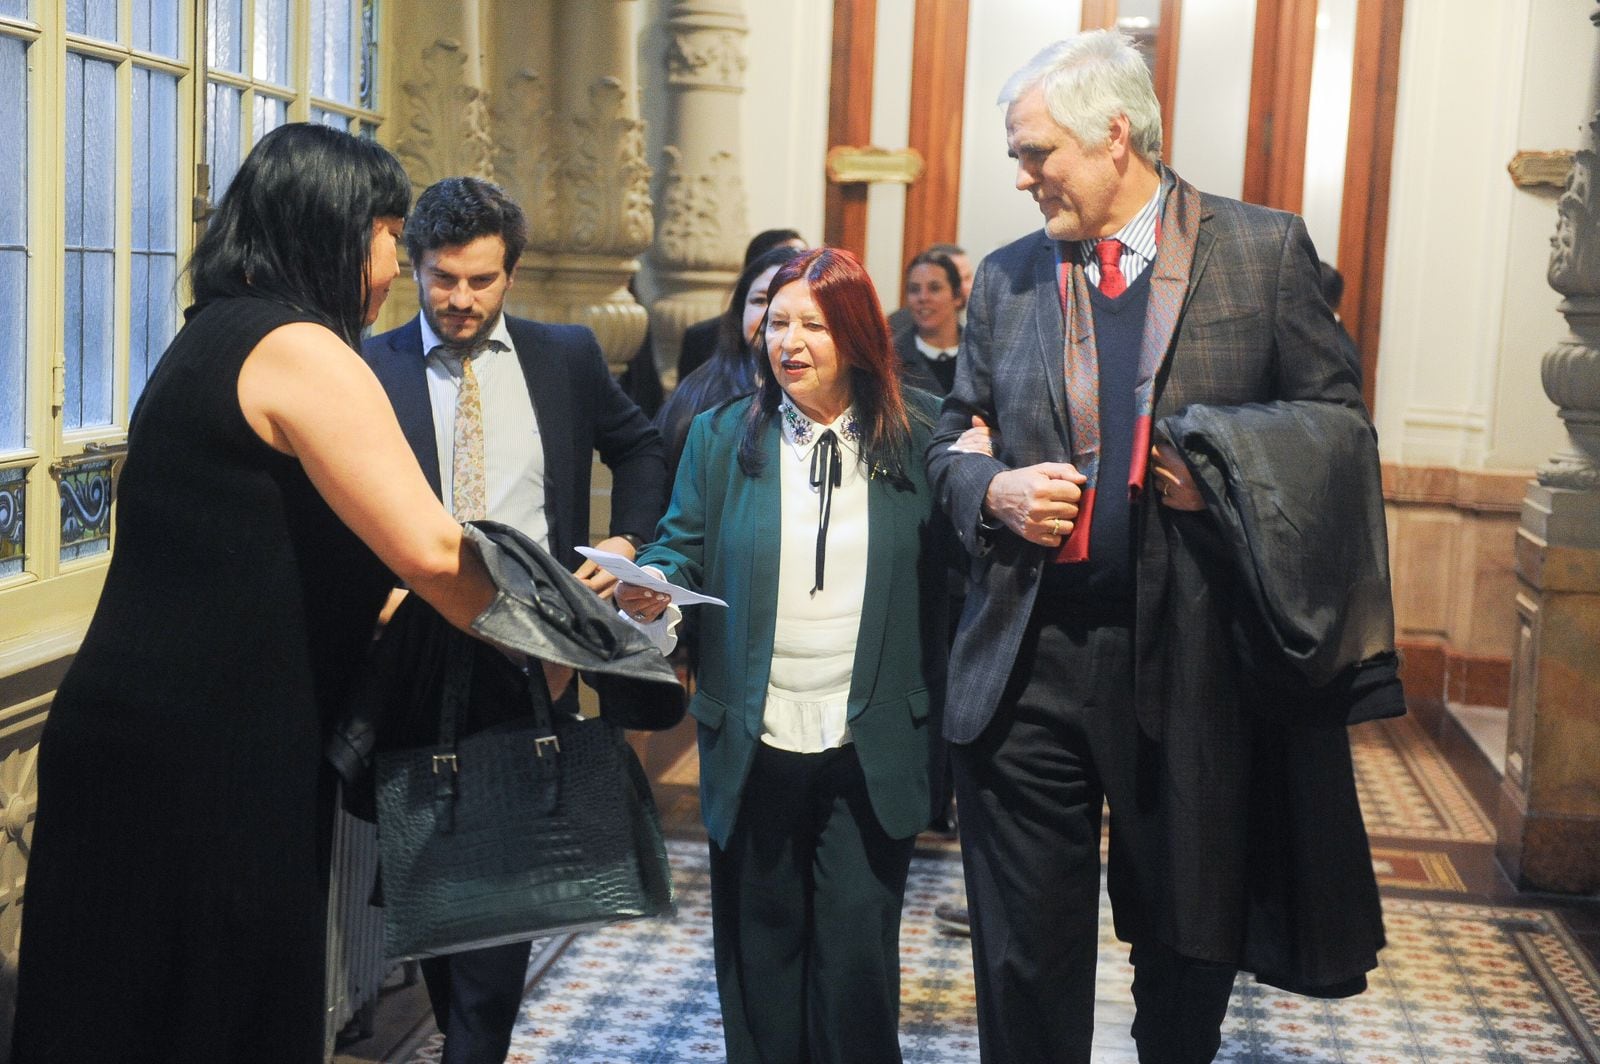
[997,31,1163,163]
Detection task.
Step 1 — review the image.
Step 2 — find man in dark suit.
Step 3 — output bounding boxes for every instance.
[364,177,667,1064]
[926,32,1384,1064]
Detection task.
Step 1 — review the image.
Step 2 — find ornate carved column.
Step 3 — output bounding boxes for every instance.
[1496,1,1600,894]
[386,0,652,372]
[648,0,751,386]
[511,0,652,372]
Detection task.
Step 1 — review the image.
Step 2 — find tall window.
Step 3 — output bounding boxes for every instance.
[0,0,386,647]
[205,0,381,196]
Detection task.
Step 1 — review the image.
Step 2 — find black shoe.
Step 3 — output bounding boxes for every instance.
[934,903,970,936]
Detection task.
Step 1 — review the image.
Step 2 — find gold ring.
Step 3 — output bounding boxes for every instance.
[1050,518,1060,536]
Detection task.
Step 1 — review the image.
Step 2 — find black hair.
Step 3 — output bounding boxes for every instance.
[186,123,410,347]
[404,177,528,273]
[743,228,805,268]
[654,245,805,477]
[1318,260,1345,311]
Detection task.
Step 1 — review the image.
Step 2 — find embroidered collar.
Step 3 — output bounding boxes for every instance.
[779,396,861,454]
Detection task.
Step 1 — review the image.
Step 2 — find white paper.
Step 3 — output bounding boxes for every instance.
[575,547,729,607]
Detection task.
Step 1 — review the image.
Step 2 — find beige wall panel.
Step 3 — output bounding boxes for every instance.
[1390,507,1460,639]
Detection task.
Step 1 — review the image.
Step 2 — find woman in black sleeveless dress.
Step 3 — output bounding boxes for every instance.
[12,125,499,1064]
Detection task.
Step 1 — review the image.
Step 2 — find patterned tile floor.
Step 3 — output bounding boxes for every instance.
[388,839,1600,1064]
[349,704,1600,1063]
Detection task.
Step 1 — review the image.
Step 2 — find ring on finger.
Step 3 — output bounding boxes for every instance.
[1050,517,1060,536]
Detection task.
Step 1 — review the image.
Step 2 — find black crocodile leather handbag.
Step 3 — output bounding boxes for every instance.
[375,632,675,960]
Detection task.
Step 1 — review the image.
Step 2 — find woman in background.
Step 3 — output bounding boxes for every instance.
[619,249,948,1064]
[893,249,965,396]
[654,244,804,478]
[14,124,497,1064]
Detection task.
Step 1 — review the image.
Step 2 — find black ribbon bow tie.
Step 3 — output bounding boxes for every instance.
[809,429,842,596]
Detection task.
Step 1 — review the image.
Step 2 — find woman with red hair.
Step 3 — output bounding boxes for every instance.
[619,248,948,1063]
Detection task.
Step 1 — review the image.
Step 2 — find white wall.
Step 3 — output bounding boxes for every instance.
[740,0,834,245]
[1300,0,1358,265]
[864,0,916,307]
[956,0,1084,263]
[1166,0,1255,200]
[1375,0,1586,471]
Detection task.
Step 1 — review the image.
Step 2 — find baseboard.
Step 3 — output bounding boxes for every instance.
[1396,638,1510,709]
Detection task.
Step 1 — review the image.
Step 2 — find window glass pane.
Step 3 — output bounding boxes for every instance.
[59,458,113,561]
[65,54,117,430]
[309,0,353,104]
[132,68,178,416]
[68,0,118,41]
[311,107,348,131]
[0,1,28,19]
[135,0,182,58]
[359,0,377,110]
[0,254,23,452]
[252,0,289,86]
[206,81,243,199]
[207,0,244,73]
[252,93,287,140]
[0,37,24,455]
[0,466,23,578]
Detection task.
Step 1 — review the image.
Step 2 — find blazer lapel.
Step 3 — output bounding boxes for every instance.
[847,472,900,719]
[1030,237,1070,437]
[740,425,783,737]
[374,318,443,499]
[509,319,571,558]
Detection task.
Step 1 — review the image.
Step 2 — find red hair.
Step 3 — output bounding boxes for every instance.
[740,248,921,485]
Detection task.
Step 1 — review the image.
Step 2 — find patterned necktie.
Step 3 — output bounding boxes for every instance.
[1095,238,1127,298]
[451,349,487,522]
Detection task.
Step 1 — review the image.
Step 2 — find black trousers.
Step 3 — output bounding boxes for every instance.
[420,940,533,1064]
[709,742,915,1064]
[953,612,1236,1064]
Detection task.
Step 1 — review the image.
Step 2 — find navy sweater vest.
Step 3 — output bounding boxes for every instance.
[1041,267,1152,607]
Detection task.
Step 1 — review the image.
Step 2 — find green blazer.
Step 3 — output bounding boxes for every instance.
[638,393,949,849]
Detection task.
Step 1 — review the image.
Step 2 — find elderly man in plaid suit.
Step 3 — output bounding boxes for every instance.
[927,31,1388,1064]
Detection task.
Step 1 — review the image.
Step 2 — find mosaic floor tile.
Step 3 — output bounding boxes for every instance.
[370,840,1600,1063]
[1351,715,1497,843]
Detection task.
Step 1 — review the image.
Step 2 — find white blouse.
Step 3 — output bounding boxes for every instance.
[761,399,870,753]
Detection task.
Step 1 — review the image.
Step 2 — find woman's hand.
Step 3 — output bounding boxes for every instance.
[615,581,672,624]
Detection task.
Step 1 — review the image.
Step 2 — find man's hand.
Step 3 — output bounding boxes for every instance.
[1150,443,1204,511]
[983,462,1087,546]
[576,535,638,600]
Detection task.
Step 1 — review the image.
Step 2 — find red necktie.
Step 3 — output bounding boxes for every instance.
[1095,238,1127,298]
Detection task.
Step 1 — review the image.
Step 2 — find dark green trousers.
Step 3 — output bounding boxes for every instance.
[709,742,915,1064]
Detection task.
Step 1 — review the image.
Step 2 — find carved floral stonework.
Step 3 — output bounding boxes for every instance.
[1549,143,1598,295]
[653,146,747,271]
[558,77,654,254]
[1536,7,1600,490]
[667,28,747,90]
[491,69,561,245]
[393,38,496,188]
[0,742,36,1023]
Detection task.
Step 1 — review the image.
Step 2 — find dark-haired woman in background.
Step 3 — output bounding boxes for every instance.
[13,124,499,1063]
[618,248,947,1064]
[893,250,965,397]
[655,244,804,479]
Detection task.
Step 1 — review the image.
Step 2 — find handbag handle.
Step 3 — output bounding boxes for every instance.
[430,633,476,831]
